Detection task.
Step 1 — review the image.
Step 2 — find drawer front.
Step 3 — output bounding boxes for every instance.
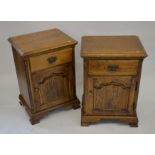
[88,60,139,75]
[30,48,72,72]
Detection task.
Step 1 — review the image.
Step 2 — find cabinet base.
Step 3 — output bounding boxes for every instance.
[19,94,80,125]
[129,122,138,127]
[81,114,138,127]
[72,99,81,109]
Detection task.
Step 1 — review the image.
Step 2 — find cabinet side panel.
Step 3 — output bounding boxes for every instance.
[12,47,31,108]
[72,47,77,98]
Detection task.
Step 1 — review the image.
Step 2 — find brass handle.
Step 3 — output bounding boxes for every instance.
[108,65,119,71]
[47,56,57,64]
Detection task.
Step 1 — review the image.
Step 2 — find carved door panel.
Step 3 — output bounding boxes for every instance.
[86,76,137,115]
[32,64,74,111]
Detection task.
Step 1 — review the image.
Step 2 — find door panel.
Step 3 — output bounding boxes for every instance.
[86,76,136,115]
[32,63,74,111]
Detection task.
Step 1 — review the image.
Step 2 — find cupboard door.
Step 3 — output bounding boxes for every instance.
[86,76,137,115]
[32,64,74,111]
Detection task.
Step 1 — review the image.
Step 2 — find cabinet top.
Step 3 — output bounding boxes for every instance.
[81,36,147,59]
[8,28,77,56]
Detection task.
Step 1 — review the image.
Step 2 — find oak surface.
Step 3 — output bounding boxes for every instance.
[88,60,139,75]
[30,48,72,72]
[81,36,147,127]
[9,28,80,125]
[8,28,77,56]
[81,36,147,58]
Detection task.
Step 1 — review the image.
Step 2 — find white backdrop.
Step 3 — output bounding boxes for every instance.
[0,21,154,133]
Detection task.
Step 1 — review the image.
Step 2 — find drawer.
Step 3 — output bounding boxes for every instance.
[30,48,72,72]
[88,60,139,75]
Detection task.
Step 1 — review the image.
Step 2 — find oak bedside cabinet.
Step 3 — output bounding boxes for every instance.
[81,36,147,127]
[8,28,80,125]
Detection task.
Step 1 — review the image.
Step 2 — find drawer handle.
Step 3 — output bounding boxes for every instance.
[47,56,57,64]
[108,65,119,71]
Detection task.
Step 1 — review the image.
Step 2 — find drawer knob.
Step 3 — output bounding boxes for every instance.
[47,56,57,64]
[108,65,119,71]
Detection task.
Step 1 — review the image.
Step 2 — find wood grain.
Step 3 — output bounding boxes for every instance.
[81,35,147,127]
[88,60,139,75]
[30,48,72,72]
[8,28,77,56]
[86,76,136,116]
[12,47,31,108]
[8,29,80,125]
[32,64,74,111]
[81,36,147,59]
